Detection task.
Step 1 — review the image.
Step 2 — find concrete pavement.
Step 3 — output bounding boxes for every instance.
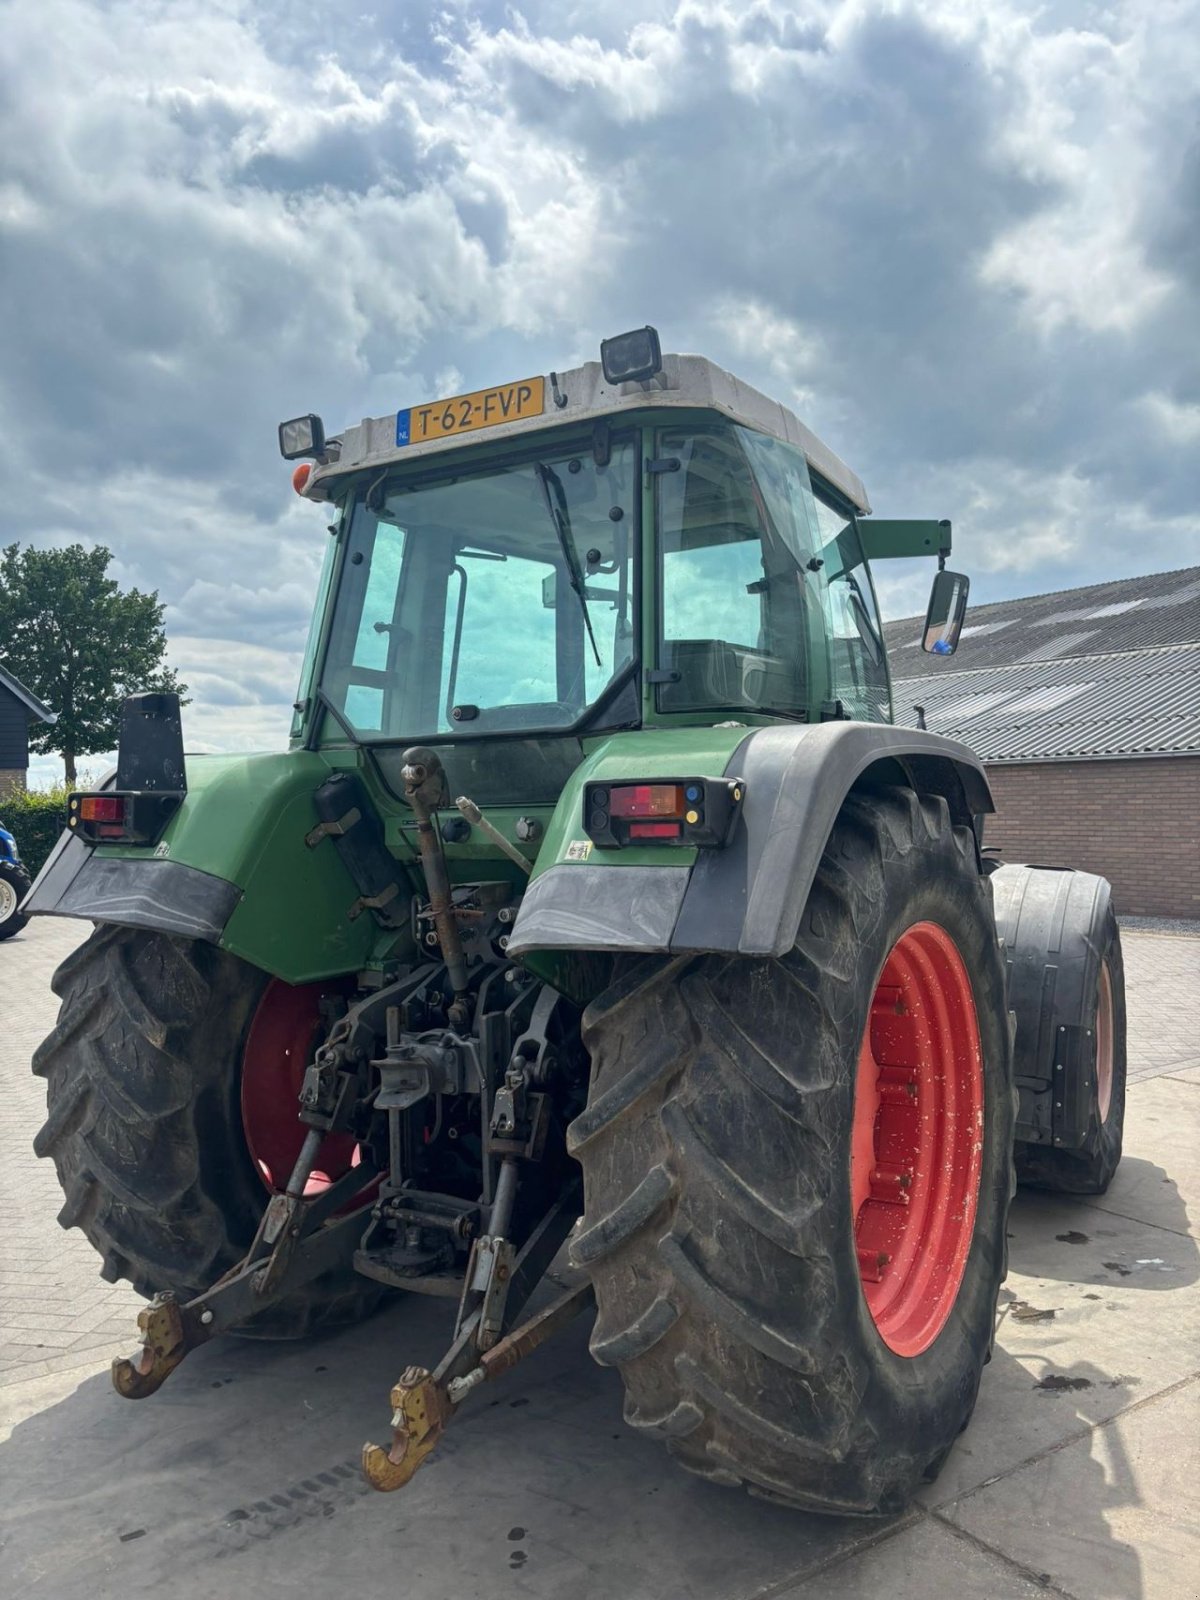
[1,915,1197,1599]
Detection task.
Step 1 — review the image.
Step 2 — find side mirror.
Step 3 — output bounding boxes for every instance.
[922,570,970,656]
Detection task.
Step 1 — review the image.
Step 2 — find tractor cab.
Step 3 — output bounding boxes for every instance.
[285,331,961,781]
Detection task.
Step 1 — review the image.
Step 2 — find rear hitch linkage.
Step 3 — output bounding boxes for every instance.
[363,1015,583,1492]
[114,739,591,1492]
[362,1199,592,1492]
[361,1279,593,1492]
[112,1124,379,1398]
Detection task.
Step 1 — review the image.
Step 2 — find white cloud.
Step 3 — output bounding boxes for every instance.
[1,0,1197,781]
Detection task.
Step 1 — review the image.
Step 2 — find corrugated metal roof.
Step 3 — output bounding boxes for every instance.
[892,644,1200,761]
[885,564,1200,674]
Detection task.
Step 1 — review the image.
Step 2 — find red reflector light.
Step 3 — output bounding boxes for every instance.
[79,795,126,823]
[292,461,313,495]
[628,821,682,840]
[610,784,684,819]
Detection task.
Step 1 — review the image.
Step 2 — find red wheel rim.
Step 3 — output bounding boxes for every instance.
[851,921,985,1357]
[1095,960,1114,1123]
[241,978,374,1206]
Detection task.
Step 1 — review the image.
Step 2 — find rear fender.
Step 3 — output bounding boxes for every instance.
[508,723,993,960]
[22,752,392,982]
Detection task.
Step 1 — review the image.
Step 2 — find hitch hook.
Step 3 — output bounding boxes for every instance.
[361,1280,594,1493]
[111,1293,196,1399]
[361,1365,453,1492]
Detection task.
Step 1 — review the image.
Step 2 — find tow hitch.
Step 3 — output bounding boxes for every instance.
[112,1135,378,1398]
[362,1277,593,1492]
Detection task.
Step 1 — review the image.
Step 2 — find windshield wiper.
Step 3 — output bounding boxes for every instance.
[535,462,602,668]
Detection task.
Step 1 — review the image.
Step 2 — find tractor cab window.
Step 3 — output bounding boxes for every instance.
[655,426,818,717]
[655,424,891,724]
[319,436,637,741]
[809,492,891,723]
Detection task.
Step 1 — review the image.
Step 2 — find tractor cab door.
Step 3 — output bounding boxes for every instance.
[809,493,891,724]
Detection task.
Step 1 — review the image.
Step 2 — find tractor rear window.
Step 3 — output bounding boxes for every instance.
[319,435,638,742]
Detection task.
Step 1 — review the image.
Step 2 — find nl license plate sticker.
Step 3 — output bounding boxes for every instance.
[564,840,593,862]
[396,377,545,446]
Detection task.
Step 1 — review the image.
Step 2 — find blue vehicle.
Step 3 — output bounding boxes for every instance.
[0,821,31,939]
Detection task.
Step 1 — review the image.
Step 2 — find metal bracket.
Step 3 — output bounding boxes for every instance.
[349,880,401,922]
[305,807,361,848]
[361,1365,454,1492]
[459,1234,516,1351]
[111,1294,192,1399]
[362,1279,594,1493]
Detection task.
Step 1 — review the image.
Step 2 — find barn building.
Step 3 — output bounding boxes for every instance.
[0,665,55,798]
[885,565,1200,920]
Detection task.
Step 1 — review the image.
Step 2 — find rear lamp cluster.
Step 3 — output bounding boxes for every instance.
[72,794,128,840]
[583,778,744,850]
[68,790,182,845]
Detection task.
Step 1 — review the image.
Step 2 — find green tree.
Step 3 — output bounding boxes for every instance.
[0,543,186,785]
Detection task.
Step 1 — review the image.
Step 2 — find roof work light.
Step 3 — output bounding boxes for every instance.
[278,413,326,460]
[600,325,663,385]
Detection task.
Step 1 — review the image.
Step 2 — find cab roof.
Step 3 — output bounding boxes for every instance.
[305,352,871,513]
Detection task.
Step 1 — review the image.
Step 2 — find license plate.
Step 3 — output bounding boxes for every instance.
[396,377,545,447]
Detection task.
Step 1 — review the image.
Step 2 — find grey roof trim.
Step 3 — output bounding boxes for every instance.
[0,663,55,723]
[304,352,871,513]
[981,749,1200,766]
[892,640,1200,680]
[926,562,1199,616]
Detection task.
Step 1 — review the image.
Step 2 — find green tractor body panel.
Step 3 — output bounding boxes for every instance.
[29,751,385,983]
[510,720,993,966]
[170,751,380,979]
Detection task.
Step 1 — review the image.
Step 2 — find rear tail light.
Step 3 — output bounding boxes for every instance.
[69,790,182,845]
[609,784,685,819]
[584,776,744,850]
[79,795,126,823]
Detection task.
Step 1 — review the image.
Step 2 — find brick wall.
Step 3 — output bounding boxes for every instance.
[0,768,26,799]
[984,756,1200,919]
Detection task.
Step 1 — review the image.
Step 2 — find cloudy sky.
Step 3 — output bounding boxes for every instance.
[2,0,1198,781]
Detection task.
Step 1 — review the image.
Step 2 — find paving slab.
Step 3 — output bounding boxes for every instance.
[0,919,140,1392]
[918,1150,1199,1504]
[1121,928,1200,1079]
[943,1378,1200,1600]
[1080,1078,1198,1237]
[779,1514,1058,1598]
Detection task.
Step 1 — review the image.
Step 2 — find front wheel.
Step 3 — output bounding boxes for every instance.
[569,787,1015,1514]
[0,859,31,940]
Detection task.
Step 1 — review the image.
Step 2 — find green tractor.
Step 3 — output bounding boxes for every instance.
[26,328,1126,1513]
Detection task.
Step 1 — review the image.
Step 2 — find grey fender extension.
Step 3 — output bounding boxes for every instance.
[509,722,992,959]
[23,830,240,944]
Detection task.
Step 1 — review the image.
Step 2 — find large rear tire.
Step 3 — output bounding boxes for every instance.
[32,924,384,1336]
[569,787,1015,1514]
